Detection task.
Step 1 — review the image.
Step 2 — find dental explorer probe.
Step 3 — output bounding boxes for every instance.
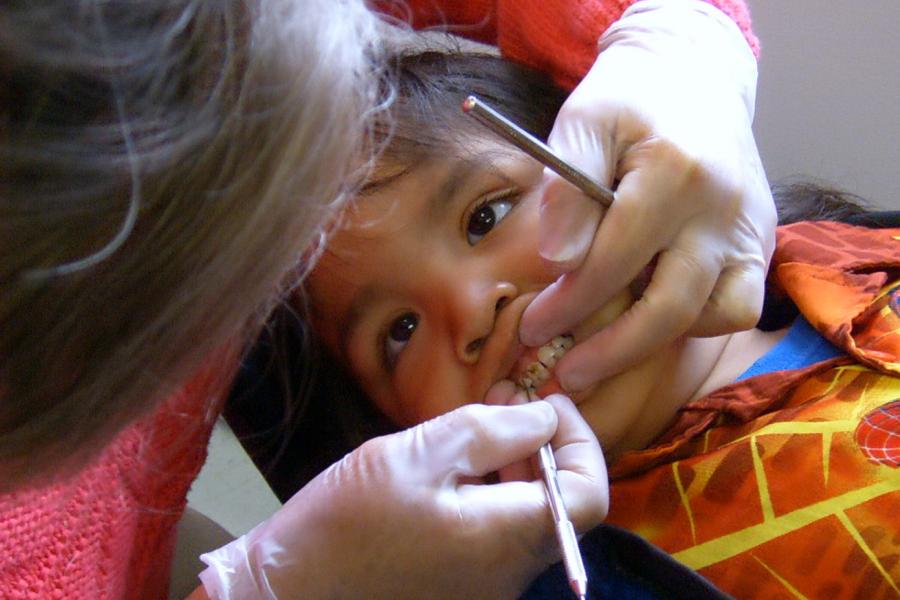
[463,94,597,599]
[462,95,614,207]
[524,386,588,600]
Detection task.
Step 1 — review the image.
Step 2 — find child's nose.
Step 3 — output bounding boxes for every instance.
[455,281,517,364]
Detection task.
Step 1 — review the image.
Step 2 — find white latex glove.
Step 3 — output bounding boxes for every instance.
[519,0,777,392]
[199,396,607,599]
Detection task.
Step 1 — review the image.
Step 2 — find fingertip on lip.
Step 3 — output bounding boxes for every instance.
[518,305,554,348]
[508,391,529,406]
[517,311,544,347]
[558,368,589,396]
[518,328,546,348]
[484,379,520,406]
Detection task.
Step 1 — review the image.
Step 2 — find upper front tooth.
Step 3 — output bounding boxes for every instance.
[518,335,574,391]
[525,361,550,386]
[551,335,574,351]
[537,345,559,368]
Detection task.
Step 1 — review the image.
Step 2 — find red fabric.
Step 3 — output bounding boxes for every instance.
[606,222,900,599]
[375,0,758,90]
[857,399,900,467]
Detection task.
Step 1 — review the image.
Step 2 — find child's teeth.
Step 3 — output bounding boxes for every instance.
[518,334,574,391]
[537,345,560,369]
[525,361,550,387]
[551,335,574,351]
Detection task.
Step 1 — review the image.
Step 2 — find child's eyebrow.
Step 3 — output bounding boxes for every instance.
[339,282,390,362]
[365,150,517,224]
[359,157,480,227]
[424,156,483,222]
[425,149,521,222]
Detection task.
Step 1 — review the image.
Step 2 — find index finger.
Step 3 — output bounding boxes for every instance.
[554,242,719,391]
[520,185,672,348]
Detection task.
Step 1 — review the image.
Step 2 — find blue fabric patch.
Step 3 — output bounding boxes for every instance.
[736,316,845,381]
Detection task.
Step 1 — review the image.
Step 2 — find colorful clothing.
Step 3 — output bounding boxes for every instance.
[607,221,900,599]
[735,315,845,381]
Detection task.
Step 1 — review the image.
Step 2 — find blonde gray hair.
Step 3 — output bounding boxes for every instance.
[0,0,384,487]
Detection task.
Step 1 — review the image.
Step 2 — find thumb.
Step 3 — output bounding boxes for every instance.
[539,171,605,269]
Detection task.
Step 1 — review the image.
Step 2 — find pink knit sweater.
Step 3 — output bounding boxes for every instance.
[0,370,219,599]
[0,2,756,597]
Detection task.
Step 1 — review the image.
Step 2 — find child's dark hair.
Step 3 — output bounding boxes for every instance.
[226,49,884,501]
[366,50,569,176]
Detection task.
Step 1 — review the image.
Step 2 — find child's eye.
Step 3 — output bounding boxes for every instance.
[384,312,418,369]
[466,192,515,245]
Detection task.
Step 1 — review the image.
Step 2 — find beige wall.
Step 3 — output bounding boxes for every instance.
[749,1,899,208]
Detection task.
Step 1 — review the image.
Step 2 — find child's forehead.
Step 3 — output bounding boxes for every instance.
[362,137,525,196]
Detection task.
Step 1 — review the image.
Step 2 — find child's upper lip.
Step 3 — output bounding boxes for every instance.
[476,292,538,393]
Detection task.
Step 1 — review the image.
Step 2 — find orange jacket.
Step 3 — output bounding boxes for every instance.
[607,221,900,599]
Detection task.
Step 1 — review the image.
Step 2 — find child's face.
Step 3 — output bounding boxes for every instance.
[307,138,660,446]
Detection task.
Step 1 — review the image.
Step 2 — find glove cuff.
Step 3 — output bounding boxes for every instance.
[199,529,278,600]
[598,0,758,118]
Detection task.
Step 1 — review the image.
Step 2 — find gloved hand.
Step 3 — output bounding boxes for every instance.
[199,396,607,599]
[519,0,777,392]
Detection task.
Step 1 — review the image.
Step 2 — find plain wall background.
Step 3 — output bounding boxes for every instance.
[749,1,899,208]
